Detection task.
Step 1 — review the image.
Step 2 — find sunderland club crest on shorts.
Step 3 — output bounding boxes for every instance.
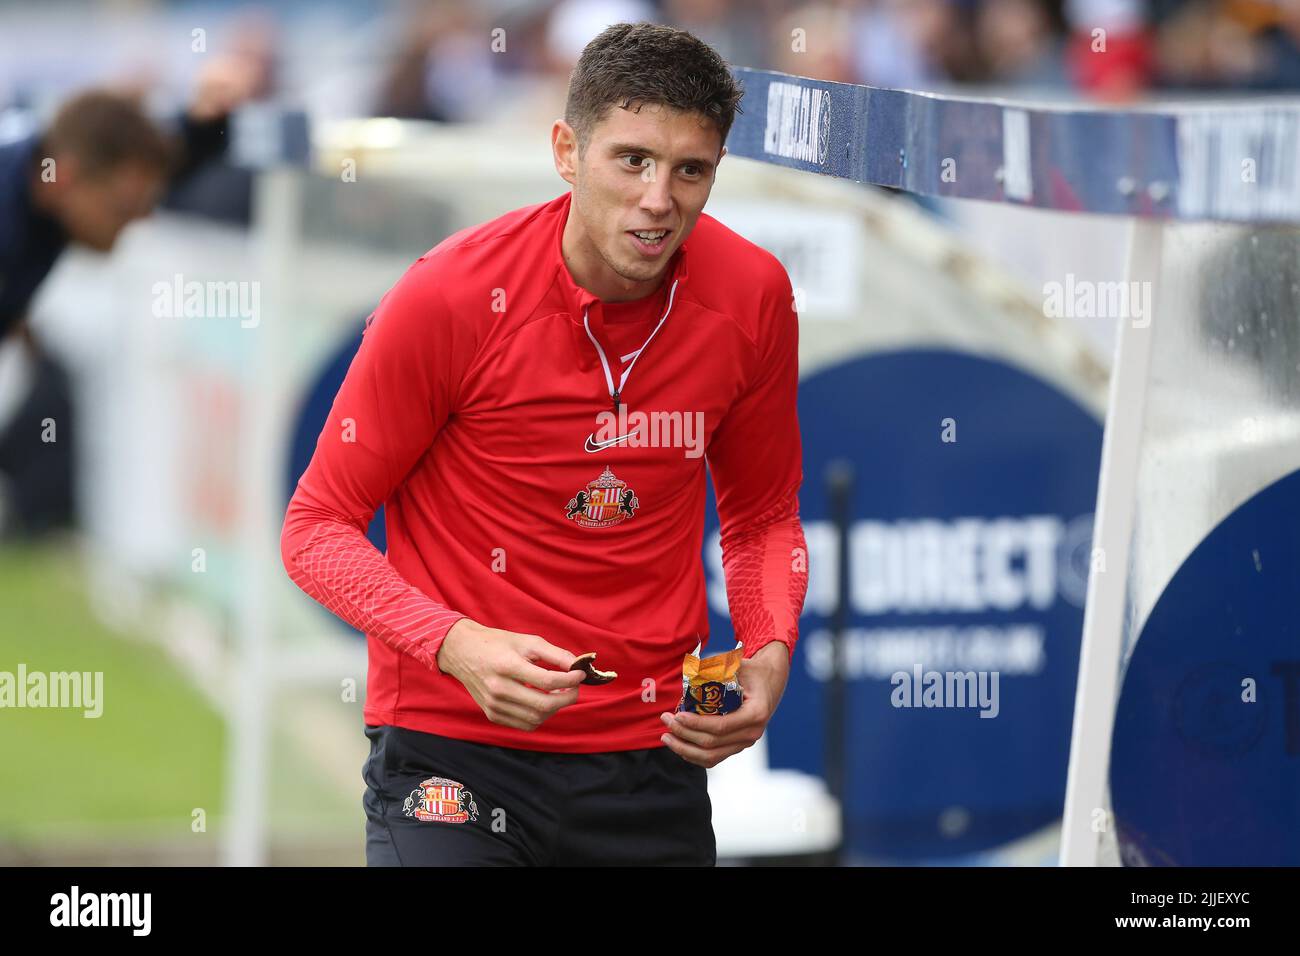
[402,776,479,824]
[565,466,639,528]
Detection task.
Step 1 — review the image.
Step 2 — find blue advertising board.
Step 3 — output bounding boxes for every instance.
[703,348,1103,860]
[1110,467,1300,866]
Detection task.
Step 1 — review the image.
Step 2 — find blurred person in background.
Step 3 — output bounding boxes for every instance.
[1064,0,1154,99]
[976,0,1070,87]
[0,92,171,538]
[0,67,255,538]
[1156,0,1266,85]
[771,1,860,82]
[1155,0,1300,89]
[163,9,280,224]
[848,0,982,89]
[375,0,503,121]
[0,91,174,343]
[662,0,777,71]
[544,0,662,72]
[1,61,258,342]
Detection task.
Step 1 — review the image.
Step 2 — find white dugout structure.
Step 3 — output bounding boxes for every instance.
[728,70,1300,867]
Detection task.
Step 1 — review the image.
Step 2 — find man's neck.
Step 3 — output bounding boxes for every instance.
[561,200,665,303]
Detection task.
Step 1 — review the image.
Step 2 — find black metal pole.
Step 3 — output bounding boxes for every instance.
[825,459,854,866]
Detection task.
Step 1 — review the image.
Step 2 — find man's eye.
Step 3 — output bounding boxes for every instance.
[624,155,646,169]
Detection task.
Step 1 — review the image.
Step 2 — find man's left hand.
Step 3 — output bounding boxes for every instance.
[659,641,790,768]
[188,55,262,123]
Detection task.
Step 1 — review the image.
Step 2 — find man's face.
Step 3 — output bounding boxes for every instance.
[54,159,165,252]
[554,102,725,295]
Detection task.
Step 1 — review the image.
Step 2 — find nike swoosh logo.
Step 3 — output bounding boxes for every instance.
[585,431,639,452]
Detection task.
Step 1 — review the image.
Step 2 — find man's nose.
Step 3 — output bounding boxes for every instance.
[638,164,673,215]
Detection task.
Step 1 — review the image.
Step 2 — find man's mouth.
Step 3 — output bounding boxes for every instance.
[628,228,670,254]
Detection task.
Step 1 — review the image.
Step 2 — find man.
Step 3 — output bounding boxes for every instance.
[0,73,254,534]
[282,21,809,867]
[0,91,172,343]
[0,66,253,342]
[0,89,210,535]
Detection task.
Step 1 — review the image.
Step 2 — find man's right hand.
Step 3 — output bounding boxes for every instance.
[435,619,586,732]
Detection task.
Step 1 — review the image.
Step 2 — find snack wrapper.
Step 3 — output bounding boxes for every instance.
[677,641,744,715]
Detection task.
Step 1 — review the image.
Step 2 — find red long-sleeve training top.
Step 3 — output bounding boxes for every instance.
[281,190,808,752]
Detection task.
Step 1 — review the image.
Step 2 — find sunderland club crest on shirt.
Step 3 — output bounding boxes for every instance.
[565,466,639,528]
[402,776,479,824]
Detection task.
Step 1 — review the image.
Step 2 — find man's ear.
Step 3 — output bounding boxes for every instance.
[34,151,76,210]
[552,119,578,186]
[47,150,77,187]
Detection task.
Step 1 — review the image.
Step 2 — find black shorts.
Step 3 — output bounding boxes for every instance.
[361,724,716,866]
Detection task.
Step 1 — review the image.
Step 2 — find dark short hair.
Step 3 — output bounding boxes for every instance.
[564,22,743,158]
[39,90,174,178]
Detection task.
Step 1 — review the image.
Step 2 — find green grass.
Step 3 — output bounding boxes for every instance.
[0,543,226,841]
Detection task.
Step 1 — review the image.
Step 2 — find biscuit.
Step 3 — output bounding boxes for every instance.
[569,651,617,685]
